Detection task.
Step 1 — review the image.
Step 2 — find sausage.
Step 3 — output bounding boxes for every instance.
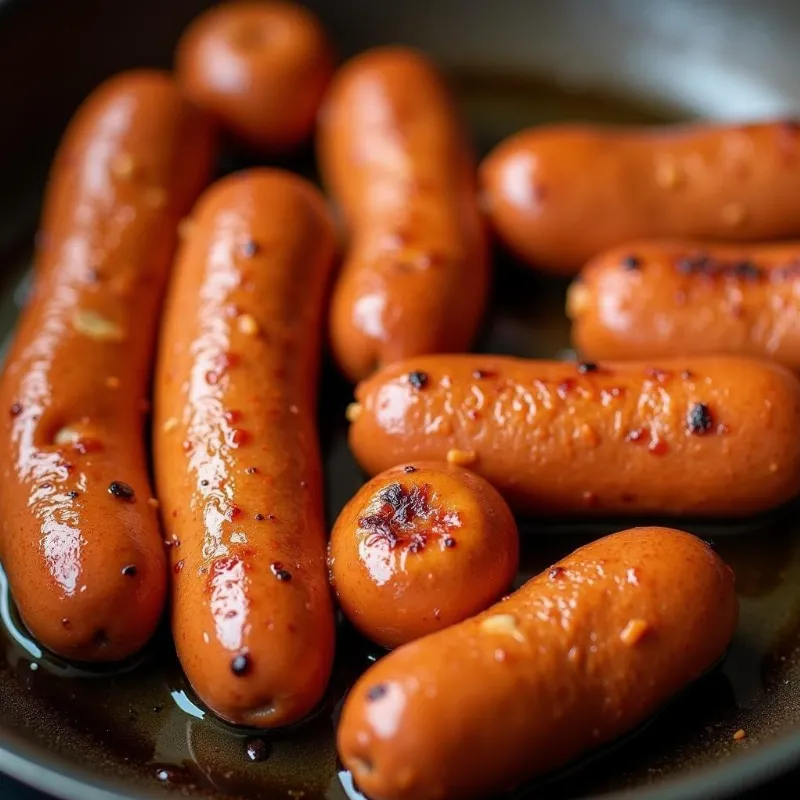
[337,527,738,800]
[318,47,490,382]
[0,71,215,662]
[329,462,518,649]
[480,120,800,275]
[568,239,800,369]
[176,1,334,154]
[154,169,337,727]
[347,355,800,517]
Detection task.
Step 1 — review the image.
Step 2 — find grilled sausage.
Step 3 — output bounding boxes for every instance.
[318,46,490,382]
[568,239,800,369]
[348,355,800,517]
[329,462,518,649]
[0,70,215,662]
[480,120,800,275]
[338,527,737,800]
[176,1,334,153]
[154,168,337,727]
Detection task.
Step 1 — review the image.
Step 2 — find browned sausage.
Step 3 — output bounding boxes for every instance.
[154,169,337,727]
[347,355,800,516]
[176,1,334,153]
[0,70,215,661]
[568,239,800,369]
[329,462,518,649]
[318,46,490,382]
[338,527,738,800]
[480,121,800,275]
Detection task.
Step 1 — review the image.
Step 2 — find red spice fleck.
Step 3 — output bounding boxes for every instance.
[472,369,496,380]
[245,466,258,474]
[681,370,694,380]
[173,560,185,574]
[230,429,249,446]
[549,566,565,579]
[466,409,481,421]
[557,379,576,399]
[226,504,243,521]
[9,403,23,416]
[648,439,670,456]
[205,371,221,385]
[182,440,193,452]
[717,423,730,435]
[224,410,241,424]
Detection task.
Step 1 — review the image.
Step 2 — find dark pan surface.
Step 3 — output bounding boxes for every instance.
[1,2,800,799]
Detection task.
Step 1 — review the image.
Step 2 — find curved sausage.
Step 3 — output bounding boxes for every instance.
[338,527,738,800]
[318,46,490,382]
[329,461,518,649]
[348,355,800,517]
[568,239,800,369]
[176,1,334,154]
[0,70,215,662]
[480,120,800,275]
[154,169,337,727]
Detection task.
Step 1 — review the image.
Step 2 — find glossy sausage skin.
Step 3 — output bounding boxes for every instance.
[177,1,334,153]
[569,240,800,369]
[338,527,737,800]
[319,47,490,382]
[349,355,800,516]
[480,121,800,275]
[0,71,215,662]
[154,169,337,727]
[329,462,518,649]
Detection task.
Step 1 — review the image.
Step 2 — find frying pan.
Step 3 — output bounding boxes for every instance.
[1,1,800,798]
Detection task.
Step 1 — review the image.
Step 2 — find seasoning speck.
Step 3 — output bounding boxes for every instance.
[621,255,640,270]
[271,563,292,582]
[620,619,650,645]
[67,490,79,499]
[255,513,264,521]
[108,481,135,502]
[367,684,387,701]
[408,371,429,390]
[241,240,260,258]
[549,566,565,580]
[403,465,417,473]
[231,654,251,676]
[446,449,476,466]
[245,466,258,475]
[733,729,747,741]
[444,537,457,548]
[472,369,496,380]
[9,403,22,416]
[121,565,137,577]
[577,362,598,374]
[687,403,714,435]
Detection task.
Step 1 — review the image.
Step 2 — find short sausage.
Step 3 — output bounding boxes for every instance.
[0,71,215,662]
[480,120,800,275]
[176,1,334,154]
[154,169,337,727]
[348,355,800,516]
[569,239,800,369]
[329,462,518,649]
[318,46,490,382]
[337,527,738,800]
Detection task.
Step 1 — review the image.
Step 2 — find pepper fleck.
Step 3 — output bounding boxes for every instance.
[67,490,79,499]
[245,466,258,475]
[733,261,761,280]
[443,537,456,548]
[367,684,388,701]
[231,654,251,676]
[271,563,292,582]
[241,240,260,258]
[200,479,209,486]
[621,255,640,270]
[577,362,598,374]
[254,513,264,521]
[404,465,417,473]
[549,566,565,580]
[108,481,135,502]
[687,403,714,434]
[121,565,137,577]
[681,370,694,380]
[9,403,22,416]
[408,371,428,390]
[472,369,496,380]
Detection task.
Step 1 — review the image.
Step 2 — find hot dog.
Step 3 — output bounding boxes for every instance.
[0,70,215,662]
[176,1,335,154]
[338,527,738,800]
[348,355,800,517]
[318,46,490,382]
[569,240,800,369]
[154,169,337,727]
[480,120,800,275]
[329,462,518,649]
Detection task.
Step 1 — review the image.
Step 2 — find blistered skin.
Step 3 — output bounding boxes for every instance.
[177,1,334,153]
[0,71,215,661]
[329,462,518,649]
[154,169,337,727]
[338,528,738,800]
[569,240,800,368]
[318,47,490,382]
[349,355,800,516]
[480,121,800,275]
